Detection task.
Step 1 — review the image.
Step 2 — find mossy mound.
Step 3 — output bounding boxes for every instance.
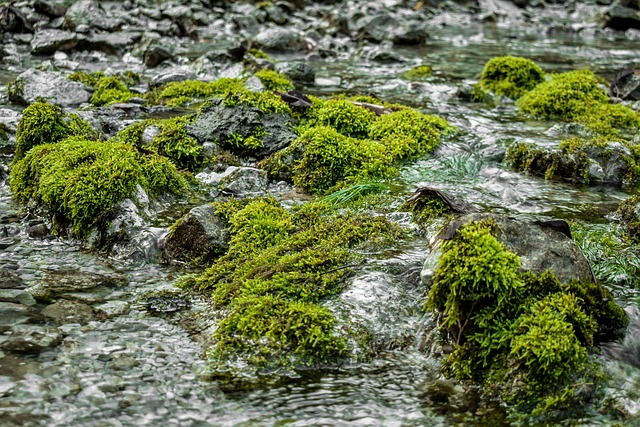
[151,78,247,107]
[402,65,433,81]
[113,116,202,171]
[10,137,185,237]
[254,69,294,92]
[69,72,138,106]
[473,56,545,100]
[183,198,403,369]
[617,195,640,243]
[425,219,628,422]
[306,99,378,138]
[13,101,95,163]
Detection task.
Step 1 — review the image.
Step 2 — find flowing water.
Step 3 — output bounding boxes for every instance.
[1,24,640,427]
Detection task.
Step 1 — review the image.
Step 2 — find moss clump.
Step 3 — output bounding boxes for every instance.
[113,117,202,171]
[402,65,433,81]
[304,99,377,139]
[368,109,453,160]
[425,219,628,421]
[473,56,545,100]
[68,71,106,87]
[617,195,640,243]
[13,101,95,163]
[184,198,403,368]
[254,69,294,92]
[263,126,394,194]
[10,137,185,237]
[152,78,247,107]
[401,193,451,229]
[245,49,274,61]
[222,90,292,115]
[90,76,136,106]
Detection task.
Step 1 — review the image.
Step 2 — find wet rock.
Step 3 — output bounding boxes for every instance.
[0,375,16,397]
[421,213,595,288]
[28,223,50,238]
[148,67,195,89]
[34,0,68,18]
[0,302,42,333]
[143,43,175,67]
[0,4,34,34]
[357,13,428,45]
[0,290,36,306]
[252,27,306,52]
[600,3,640,31]
[29,270,126,303]
[220,167,269,197]
[94,300,130,319]
[41,299,97,325]
[610,69,640,100]
[0,269,26,290]
[64,0,122,31]
[281,62,315,84]
[80,31,142,56]
[1,325,62,354]
[164,204,229,263]
[30,29,78,55]
[186,98,297,158]
[7,69,92,107]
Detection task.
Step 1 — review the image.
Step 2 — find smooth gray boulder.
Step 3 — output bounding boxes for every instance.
[79,32,142,55]
[7,69,92,107]
[220,167,269,196]
[421,213,595,288]
[30,29,78,54]
[253,27,306,52]
[41,299,97,325]
[164,204,230,263]
[63,0,122,31]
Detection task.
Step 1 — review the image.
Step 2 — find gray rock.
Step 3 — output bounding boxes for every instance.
[28,223,50,238]
[0,302,42,332]
[0,290,36,306]
[7,69,92,107]
[148,67,195,89]
[0,269,26,289]
[164,204,230,263]
[356,12,428,44]
[41,299,97,325]
[421,213,595,288]
[600,3,640,31]
[143,43,175,67]
[80,31,142,55]
[34,0,68,18]
[30,29,78,54]
[64,0,122,31]
[1,325,62,354]
[253,27,306,52]
[28,270,126,303]
[220,167,269,197]
[281,62,315,84]
[94,300,130,319]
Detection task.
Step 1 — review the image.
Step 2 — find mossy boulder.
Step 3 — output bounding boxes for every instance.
[13,101,96,163]
[423,214,628,421]
[69,71,139,107]
[473,56,545,100]
[401,65,433,81]
[254,69,294,92]
[10,137,186,238]
[617,195,640,243]
[182,198,404,371]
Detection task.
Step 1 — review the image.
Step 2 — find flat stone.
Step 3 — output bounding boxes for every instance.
[30,29,78,55]
[0,325,62,354]
[41,299,97,325]
[80,31,142,55]
[0,290,36,306]
[28,270,126,303]
[7,69,92,107]
[0,269,26,289]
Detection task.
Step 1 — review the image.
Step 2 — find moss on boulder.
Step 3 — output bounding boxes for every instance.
[473,56,545,100]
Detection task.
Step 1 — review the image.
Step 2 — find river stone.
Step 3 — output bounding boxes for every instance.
[30,29,78,54]
[164,204,230,263]
[600,3,640,31]
[0,290,36,306]
[421,213,595,288]
[7,69,92,107]
[0,269,26,289]
[148,67,195,89]
[280,62,315,84]
[34,0,68,18]
[252,27,306,52]
[63,0,122,31]
[220,167,269,197]
[1,325,62,354]
[79,32,142,55]
[94,300,130,320]
[0,302,42,333]
[41,299,97,325]
[29,270,126,303]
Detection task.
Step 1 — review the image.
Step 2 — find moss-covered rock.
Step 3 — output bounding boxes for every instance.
[424,217,628,421]
[473,56,545,101]
[182,198,403,370]
[401,65,433,81]
[307,99,377,139]
[69,72,137,107]
[254,69,294,92]
[10,137,185,237]
[13,101,96,163]
[617,195,640,243]
[150,78,246,107]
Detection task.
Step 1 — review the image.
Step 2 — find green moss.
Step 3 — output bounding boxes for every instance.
[10,137,185,237]
[90,76,135,106]
[13,101,95,163]
[425,219,628,421]
[368,109,452,159]
[402,65,433,81]
[184,198,403,368]
[254,69,294,92]
[68,71,105,87]
[474,56,545,100]
[308,99,377,138]
[245,49,274,61]
[617,195,640,243]
[401,192,451,228]
[518,70,607,119]
[152,78,247,106]
[223,90,292,115]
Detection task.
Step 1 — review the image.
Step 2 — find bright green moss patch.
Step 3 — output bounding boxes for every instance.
[401,192,451,228]
[222,90,292,115]
[617,195,640,243]
[425,219,628,421]
[402,65,433,81]
[306,99,377,138]
[473,56,545,100]
[13,101,95,163]
[113,117,202,171]
[183,198,403,369]
[152,78,246,107]
[10,137,185,237]
[254,69,294,92]
[69,72,138,107]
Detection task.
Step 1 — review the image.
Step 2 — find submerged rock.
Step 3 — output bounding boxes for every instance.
[0,325,61,354]
[29,270,126,303]
[41,299,97,325]
[7,69,92,107]
[164,204,230,263]
[220,166,269,196]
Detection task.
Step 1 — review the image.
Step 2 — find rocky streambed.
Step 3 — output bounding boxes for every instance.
[1,0,640,426]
